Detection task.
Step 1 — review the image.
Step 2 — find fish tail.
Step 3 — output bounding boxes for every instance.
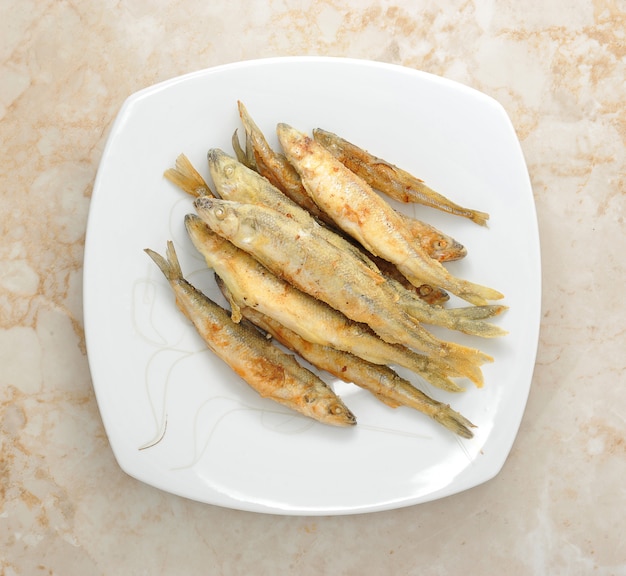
[452,319,508,338]
[407,320,493,368]
[432,404,476,439]
[164,153,215,198]
[399,295,507,337]
[423,371,466,393]
[373,393,403,409]
[238,101,270,159]
[379,371,473,436]
[144,241,183,283]
[445,304,508,320]
[457,280,505,305]
[396,346,466,392]
[425,339,492,387]
[445,357,485,388]
[231,129,248,166]
[443,305,509,338]
[469,210,490,227]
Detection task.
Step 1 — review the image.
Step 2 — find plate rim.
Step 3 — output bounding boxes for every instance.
[84,56,542,515]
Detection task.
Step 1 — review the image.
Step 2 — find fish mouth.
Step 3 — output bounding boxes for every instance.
[207,148,223,164]
[328,404,357,426]
[184,213,203,227]
[194,197,232,225]
[451,240,467,259]
[193,196,214,212]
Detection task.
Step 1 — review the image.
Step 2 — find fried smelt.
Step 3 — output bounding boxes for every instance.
[144,241,356,427]
[221,290,476,438]
[185,214,465,392]
[163,149,448,307]
[212,145,452,305]
[193,197,492,385]
[277,123,503,306]
[238,101,467,264]
[206,148,507,337]
[313,127,489,226]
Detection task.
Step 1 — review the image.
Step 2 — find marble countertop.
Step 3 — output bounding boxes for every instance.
[2,1,624,574]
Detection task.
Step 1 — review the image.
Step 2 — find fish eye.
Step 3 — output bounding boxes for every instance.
[418,284,433,296]
[224,165,234,178]
[215,207,226,220]
[331,405,344,415]
[434,239,448,250]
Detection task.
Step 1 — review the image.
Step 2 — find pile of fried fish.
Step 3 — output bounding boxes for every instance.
[145,102,507,439]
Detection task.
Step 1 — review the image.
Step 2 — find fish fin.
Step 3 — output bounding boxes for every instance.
[229,301,243,323]
[373,393,402,409]
[164,153,215,198]
[226,290,243,324]
[213,273,243,323]
[353,262,387,286]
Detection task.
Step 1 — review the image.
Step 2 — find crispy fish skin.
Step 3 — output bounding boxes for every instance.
[312,127,489,226]
[144,241,356,427]
[193,197,492,385]
[206,149,506,338]
[221,292,476,438]
[211,146,450,306]
[207,148,393,276]
[185,214,464,392]
[277,123,503,306]
[238,101,466,265]
[166,147,448,306]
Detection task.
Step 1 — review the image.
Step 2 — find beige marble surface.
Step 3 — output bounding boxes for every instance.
[1,0,625,574]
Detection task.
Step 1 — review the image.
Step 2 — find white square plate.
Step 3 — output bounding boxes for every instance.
[84,57,541,515]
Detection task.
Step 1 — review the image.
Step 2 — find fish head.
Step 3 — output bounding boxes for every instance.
[194,197,263,248]
[184,213,229,253]
[193,197,243,239]
[276,123,310,161]
[184,213,210,237]
[311,397,357,427]
[311,128,341,155]
[207,149,246,199]
[430,237,468,262]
